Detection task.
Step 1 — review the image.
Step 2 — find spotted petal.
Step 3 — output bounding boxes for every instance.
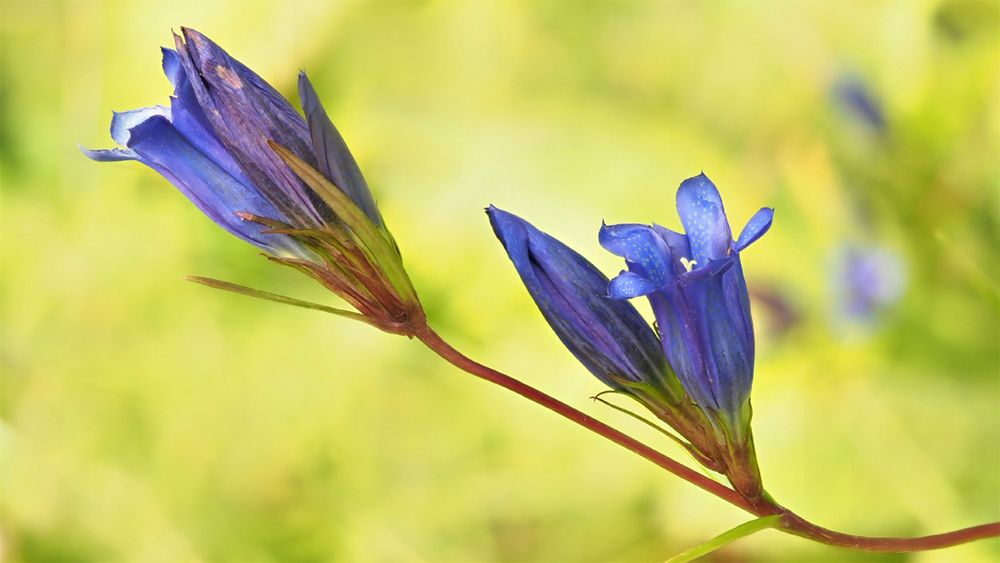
[735,207,774,251]
[608,270,661,299]
[598,223,673,290]
[675,173,732,267]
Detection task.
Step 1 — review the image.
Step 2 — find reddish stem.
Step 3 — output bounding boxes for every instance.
[413,324,755,513]
[415,324,1000,553]
[777,511,1000,551]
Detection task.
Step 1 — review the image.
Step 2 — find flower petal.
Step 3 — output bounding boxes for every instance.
[675,173,732,267]
[165,55,256,190]
[81,106,168,163]
[174,28,332,227]
[81,147,137,162]
[608,270,660,299]
[126,115,301,255]
[298,72,382,226]
[735,207,774,251]
[161,47,182,86]
[656,255,754,422]
[598,222,672,289]
[651,224,692,275]
[111,106,169,145]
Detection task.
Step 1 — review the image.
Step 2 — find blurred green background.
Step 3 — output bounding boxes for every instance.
[2,1,998,561]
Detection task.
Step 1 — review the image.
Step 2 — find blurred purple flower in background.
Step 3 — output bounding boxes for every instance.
[831,244,907,327]
[832,75,887,133]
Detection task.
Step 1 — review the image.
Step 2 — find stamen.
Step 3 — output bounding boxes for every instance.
[680,257,697,273]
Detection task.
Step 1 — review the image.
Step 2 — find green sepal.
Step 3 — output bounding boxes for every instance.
[591,390,720,472]
[186,275,377,327]
[269,141,419,306]
[606,373,678,406]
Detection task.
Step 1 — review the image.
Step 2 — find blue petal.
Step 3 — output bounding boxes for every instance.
[111,106,169,145]
[180,29,306,131]
[488,206,667,389]
[655,255,754,420]
[166,65,256,190]
[654,284,718,410]
[608,270,660,299]
[705,261,755,418]
[651,224,692,275]
[125,115,301,255]
[175,28,331,227]
[161,47,181,86]
[735,207,774,251]
[598,223,672,289]
[81,106,167,163]
[298,72,382,226]
[81,147,137,162]
[675,173,732,267]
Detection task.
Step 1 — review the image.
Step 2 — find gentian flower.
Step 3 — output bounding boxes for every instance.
[600,173,772,500]
[84,28,421,333]
[490,173,773,501]
[833,75,886,132]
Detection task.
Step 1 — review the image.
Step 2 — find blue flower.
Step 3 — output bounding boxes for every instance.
[833,75,886,132]
[487,206,676,396]
[83,28,382,255]
[600,173,773,433]
[832,243,906,326]
[84,28,422,332]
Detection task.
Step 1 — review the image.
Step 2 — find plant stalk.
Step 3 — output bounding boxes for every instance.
[413,323,755,512]
[414,323,1000,553]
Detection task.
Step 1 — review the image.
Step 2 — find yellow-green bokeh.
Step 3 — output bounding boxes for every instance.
[2,1,998,561]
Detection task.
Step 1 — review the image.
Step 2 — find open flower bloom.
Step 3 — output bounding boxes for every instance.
[601,173,773,437]
[84,28,421,332]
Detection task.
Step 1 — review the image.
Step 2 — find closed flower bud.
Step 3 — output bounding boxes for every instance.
[487,206,672,394]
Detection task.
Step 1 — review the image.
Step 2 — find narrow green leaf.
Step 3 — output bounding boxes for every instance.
[666,515,782,563]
